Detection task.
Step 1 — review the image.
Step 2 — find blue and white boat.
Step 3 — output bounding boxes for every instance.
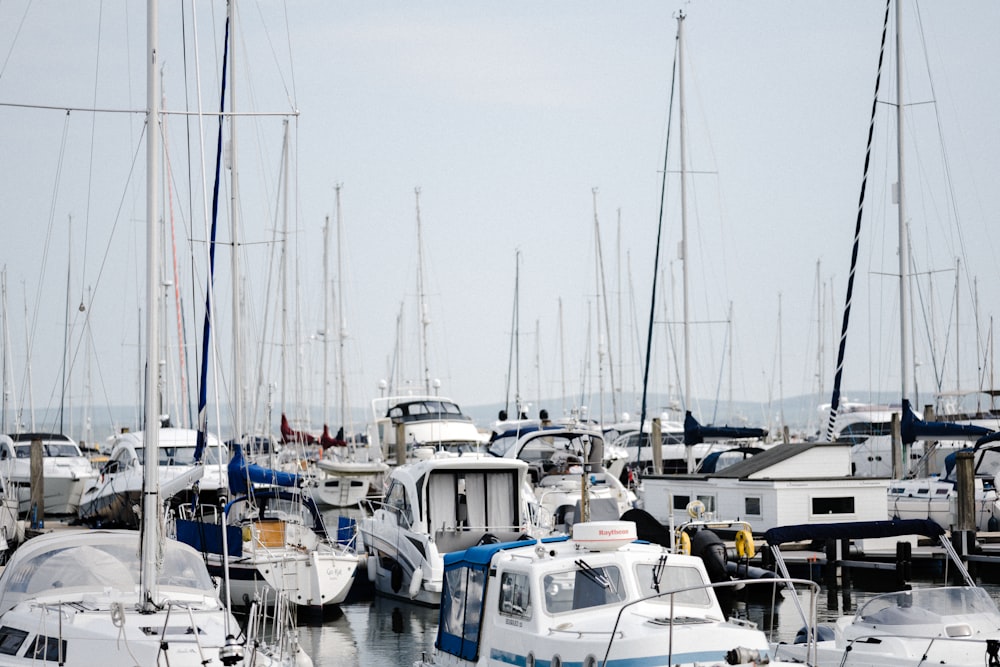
[415,520,810,667]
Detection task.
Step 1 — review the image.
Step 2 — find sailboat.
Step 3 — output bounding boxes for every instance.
[313,187,387,508]
[0,2,305,664]
[816,1,999,530]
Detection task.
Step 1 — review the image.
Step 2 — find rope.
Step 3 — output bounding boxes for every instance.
[825,0,893,441]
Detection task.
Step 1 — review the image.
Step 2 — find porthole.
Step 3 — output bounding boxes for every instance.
[525,653,535,667]
[552,655,562,667]
[584,656,597,667]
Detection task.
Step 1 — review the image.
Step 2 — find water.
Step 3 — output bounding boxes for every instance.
[295,599,438,667]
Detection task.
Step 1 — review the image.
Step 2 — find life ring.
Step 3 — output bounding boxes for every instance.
[408,566,423,599]
[735,529,755,559]
[686,500,706,518]
[366,554,377,583]
[390,561,404,593]
[678,531,691,555]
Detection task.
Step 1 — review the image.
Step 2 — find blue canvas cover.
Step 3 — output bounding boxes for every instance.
[437,535,569,659]
[764,518,944,547]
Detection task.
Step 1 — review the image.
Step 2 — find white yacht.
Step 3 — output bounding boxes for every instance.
[358,453,544,606]
[0,432,96,516]
[78,427,228,528]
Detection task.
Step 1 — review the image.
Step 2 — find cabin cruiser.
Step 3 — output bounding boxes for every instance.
[368,395,487,463]
[0,432,97,516]
[358,453,545,606]
[78,427,228,528]
[415,520,810,667]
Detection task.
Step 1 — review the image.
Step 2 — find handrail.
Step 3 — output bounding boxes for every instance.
[601,576,820,667]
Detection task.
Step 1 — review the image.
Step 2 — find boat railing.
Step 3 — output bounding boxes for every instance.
[835,630,1000,666]
[602,577,820,667]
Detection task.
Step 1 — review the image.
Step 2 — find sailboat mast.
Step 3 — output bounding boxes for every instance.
[323,213,330,425]
[415,187,431,394]
[229,0,245,443]
[895,0,913,405]
[335,185,349,432]
[678,11,691,413]
[140,0,162,611]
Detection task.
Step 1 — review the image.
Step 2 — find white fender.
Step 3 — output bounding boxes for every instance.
[408,566,423,599]
[366,553,377,583]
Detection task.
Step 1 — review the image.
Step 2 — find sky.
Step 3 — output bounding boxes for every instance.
[2,1,1000,441]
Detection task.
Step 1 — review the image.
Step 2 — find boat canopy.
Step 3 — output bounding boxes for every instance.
[901,399,992,445]
[683,411,768,446]
[438,535,569,660]
[227,444,303,495]
[763,518,945,547]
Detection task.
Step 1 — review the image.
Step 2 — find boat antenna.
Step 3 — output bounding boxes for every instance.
[825,0,891,441]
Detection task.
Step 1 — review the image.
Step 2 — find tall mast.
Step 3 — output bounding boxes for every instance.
[415,188,431,394]
[678,11,691,412]
[895,0,913,406]
[140,0,162,612]
[229,0,244,442]
[322,213,330,425]
[335,185,349,431]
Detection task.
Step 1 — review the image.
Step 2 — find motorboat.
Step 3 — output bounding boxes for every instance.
[78,427,228,528]
[175,445,359,611]
[768,518,1000,667]
[487,425,635,531]
[414,520,812,667]
[358,452,545,606]
[0,432,97,516]
[368,395,487,463]
[0,529,303,666]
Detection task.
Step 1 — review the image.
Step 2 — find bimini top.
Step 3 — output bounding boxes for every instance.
[763,518,945,547]
[443,534,569,569]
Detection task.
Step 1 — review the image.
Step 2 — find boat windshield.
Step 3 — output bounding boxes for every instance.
[856,586,1000,626]
[13,443,83,458]
[543,564,626,614]
[0,539,214,613]
[135,445,223,466]
[634,562,713,607]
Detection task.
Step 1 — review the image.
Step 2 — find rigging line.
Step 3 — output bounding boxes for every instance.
[638,19,680,471]
[81,0,108,303]
[23,111,71,420]
[0,0,32,79]
[194,12,230,464]
[825,0,892,442]
[912,0,978,308]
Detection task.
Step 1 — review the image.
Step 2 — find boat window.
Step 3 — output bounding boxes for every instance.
[672,495,690,510]
[27,635,65,662]
[635,563,712,607]
[440,565,486,660]
[543,565,626,614]
[744,497,762,516]
[499,571,532,619]
[811,496,855,515]
[384,480,413,527]
[0,627,27,655]
[13,446,30,459]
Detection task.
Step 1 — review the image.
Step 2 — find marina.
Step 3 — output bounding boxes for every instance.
[3,0,1000,665]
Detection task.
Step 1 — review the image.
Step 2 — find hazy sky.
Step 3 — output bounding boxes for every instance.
[2,1,999,439]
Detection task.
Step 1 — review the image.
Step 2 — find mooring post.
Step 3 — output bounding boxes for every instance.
[29,438,44,530]
[955,450,977,581]
[652,418,663,475]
